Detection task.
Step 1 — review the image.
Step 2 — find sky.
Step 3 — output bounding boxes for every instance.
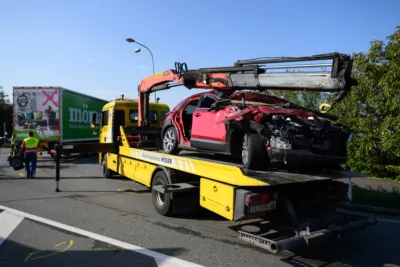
[0,0,399,109]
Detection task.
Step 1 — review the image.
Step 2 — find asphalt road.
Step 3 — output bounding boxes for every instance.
[0,148,400,267]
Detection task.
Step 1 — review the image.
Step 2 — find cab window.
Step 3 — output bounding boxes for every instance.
[129,109,157,123]
[101,110,109,127]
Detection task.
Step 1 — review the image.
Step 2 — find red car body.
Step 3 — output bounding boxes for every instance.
[161,90,350,170]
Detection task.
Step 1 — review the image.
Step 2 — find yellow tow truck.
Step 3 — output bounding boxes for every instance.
[58,52,377,253]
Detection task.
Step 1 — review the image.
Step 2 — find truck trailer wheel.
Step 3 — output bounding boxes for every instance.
[152,171,173,216]
[102,154,114,179]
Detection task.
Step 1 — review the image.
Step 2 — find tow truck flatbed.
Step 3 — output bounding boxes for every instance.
[166,151,365,185]
[54,126,377,254]
[63,130,365,187]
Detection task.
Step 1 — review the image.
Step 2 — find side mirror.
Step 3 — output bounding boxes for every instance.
[319,103,332,113]
[91,112,98,128]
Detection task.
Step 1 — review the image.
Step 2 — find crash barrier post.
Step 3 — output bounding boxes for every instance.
[346,133,353,202]
[54,144,61,192]
[347,177,352,202]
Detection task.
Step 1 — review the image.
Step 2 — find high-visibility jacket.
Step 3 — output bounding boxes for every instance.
[22,137,39,153]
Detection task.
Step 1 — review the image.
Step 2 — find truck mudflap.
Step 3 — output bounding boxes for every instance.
[236,212,377,254]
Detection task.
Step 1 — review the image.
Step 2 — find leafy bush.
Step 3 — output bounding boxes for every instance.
[332,26,400,179]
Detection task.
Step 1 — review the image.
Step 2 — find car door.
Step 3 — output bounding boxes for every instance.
[112,108,125,141]
[99,108,112,143]
[190,95,226,151]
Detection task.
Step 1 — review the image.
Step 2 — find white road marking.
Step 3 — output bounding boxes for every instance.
[0,210,24,246]
[0,205,204,267]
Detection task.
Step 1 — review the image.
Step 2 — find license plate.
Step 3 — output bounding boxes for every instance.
[248,201,276,213]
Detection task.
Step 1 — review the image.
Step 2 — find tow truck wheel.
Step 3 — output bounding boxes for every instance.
[242,133,268,170]
[162,126,180,155]
[152,171,173,216]
[102,154,114,179]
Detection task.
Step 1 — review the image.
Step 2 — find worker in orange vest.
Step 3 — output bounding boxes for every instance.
[20,131,41,178]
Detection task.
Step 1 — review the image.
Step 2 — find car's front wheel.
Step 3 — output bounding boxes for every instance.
[163,126,180,155]
[241,133,268,170]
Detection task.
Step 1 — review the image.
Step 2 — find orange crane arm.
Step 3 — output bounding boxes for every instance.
[137,52,356,126]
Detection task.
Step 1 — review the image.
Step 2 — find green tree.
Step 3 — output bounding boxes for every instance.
[332,26,400,179]
[0,88,13,137]
[0,89,11,107]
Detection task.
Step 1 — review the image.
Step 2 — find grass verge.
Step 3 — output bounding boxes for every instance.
[351,184,400,210]
[370,176,400,183]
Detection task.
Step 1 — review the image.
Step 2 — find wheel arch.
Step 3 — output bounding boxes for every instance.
[150,166,174,200]
[226,120,266,156]
[161,120,183,143]
[226,120,267,138]
[161,119,173,138]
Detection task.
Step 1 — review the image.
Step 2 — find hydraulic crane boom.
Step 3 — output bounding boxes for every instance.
[137,52,356,127]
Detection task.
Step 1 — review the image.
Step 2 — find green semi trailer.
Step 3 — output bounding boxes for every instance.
[12,86,109,155]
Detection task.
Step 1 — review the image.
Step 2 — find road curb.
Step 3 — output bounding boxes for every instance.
[337,202,400,216]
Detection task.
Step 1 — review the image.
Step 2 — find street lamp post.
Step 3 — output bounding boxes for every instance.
[126,38,157,102]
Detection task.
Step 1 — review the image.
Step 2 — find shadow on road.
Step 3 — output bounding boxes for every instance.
[279,231,400,267]
[0,238,189,267]
[232,225,400,267]
[172,208,227,222]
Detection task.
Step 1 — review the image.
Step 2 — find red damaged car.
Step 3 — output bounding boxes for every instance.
[161,90,351,171]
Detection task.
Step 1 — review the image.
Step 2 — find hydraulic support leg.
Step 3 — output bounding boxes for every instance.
[54,144,61,192]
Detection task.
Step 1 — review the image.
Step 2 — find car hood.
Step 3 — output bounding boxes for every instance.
[216,105,318,125]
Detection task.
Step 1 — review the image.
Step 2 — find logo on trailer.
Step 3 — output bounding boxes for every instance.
[16,94,29,108]
[69,104,100,124]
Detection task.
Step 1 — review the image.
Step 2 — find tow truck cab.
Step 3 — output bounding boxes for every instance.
[96,97,169,144]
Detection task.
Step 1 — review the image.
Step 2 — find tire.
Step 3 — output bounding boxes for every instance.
[152,171,173,216]
[162,126,180,155]
[102,154,114,179]
[241,133,268,170]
